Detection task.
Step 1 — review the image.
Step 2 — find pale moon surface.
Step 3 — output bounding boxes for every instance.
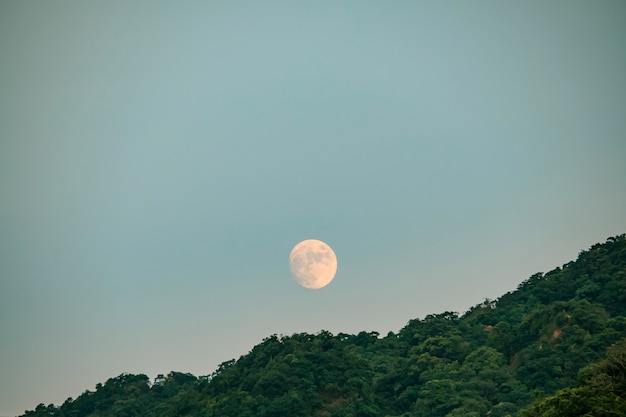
[289,239,338,289]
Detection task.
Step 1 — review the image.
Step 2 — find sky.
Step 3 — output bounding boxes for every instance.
[1,1,625,415]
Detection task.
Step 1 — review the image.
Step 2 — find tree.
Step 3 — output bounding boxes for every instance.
[521,338,626,417]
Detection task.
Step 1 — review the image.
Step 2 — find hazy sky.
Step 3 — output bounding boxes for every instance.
[1,1,625,415]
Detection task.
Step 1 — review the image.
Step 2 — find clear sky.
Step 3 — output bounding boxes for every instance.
[1,1,625,415]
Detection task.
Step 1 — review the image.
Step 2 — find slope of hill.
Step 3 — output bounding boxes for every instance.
[21,235,626,417]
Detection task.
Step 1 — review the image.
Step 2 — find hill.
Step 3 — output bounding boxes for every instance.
[21,235,626,417]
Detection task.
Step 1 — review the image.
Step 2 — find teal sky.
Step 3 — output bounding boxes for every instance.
[1,1,625,415]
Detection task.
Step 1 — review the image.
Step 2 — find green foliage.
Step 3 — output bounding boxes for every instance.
[521,338,626,417]
[20,234,626,417]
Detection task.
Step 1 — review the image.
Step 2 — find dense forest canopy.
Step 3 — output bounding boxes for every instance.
[22,235,626,417]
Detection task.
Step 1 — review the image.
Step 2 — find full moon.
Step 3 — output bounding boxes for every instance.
[289,239,338,289]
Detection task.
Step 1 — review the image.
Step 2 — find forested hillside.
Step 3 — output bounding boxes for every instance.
[22,235,626,417]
